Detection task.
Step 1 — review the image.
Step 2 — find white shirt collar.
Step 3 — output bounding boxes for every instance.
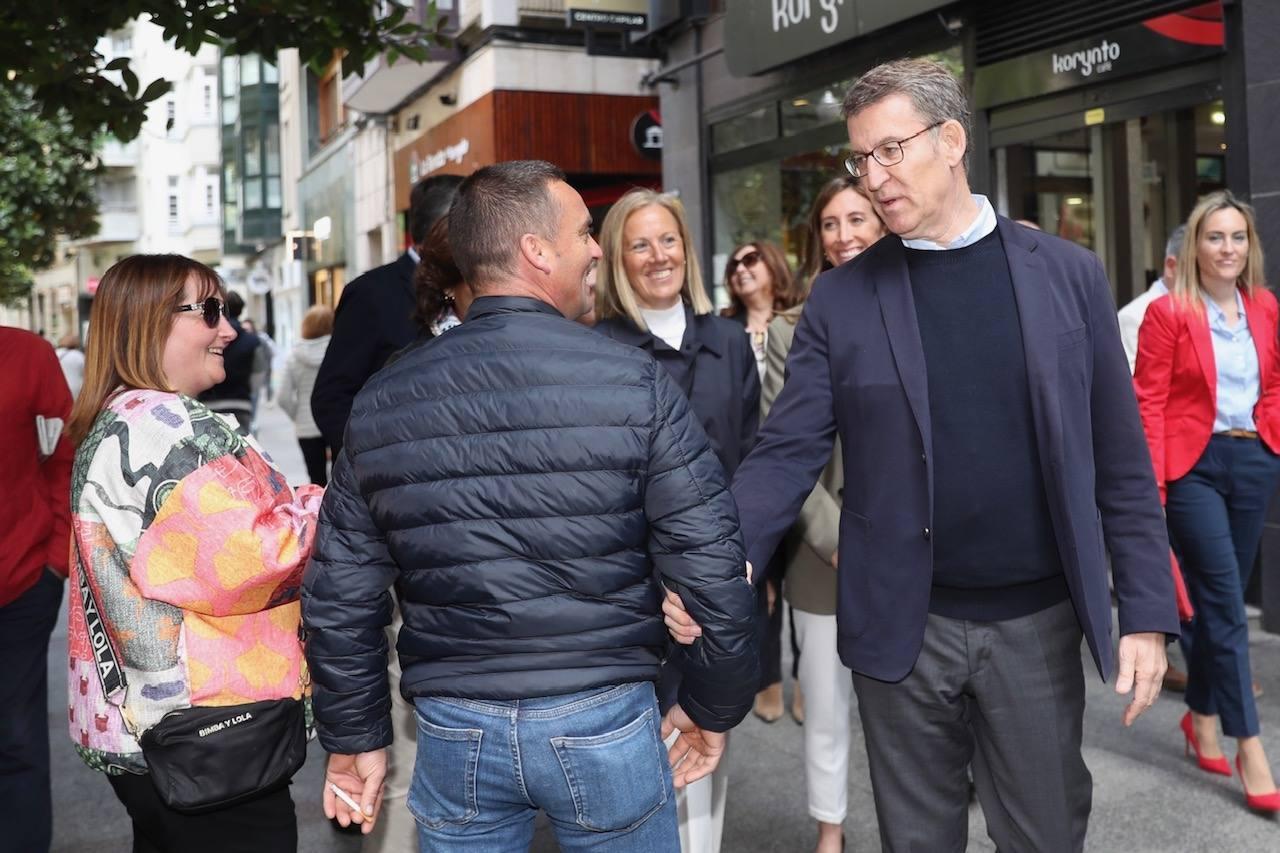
[901,195,997,251]
[407,246,421,264]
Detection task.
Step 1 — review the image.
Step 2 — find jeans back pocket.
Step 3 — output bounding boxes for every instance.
[407,716,483,829]
[550,707,669,833]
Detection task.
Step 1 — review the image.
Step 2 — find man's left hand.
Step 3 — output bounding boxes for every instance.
[1115,632,1167,726]
[324,750,387,834]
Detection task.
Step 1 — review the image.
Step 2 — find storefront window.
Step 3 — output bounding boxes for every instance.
[781,83,850,137]
[711,106,777,155]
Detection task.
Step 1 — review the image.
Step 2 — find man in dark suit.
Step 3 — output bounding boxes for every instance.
[310,173,463,452]
[674,59,1179,851]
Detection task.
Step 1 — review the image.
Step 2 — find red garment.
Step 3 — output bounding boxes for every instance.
[1133,287,1280,504]
[0,327,73,606]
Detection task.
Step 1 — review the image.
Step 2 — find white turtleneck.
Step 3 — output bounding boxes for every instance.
[640,302,687,350]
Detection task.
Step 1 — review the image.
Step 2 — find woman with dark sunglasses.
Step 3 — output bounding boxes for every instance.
[65,254,325,852]
[717,241,801,731]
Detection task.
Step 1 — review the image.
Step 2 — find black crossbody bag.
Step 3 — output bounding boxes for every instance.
[78,559,308,814]
[140,697,307,813]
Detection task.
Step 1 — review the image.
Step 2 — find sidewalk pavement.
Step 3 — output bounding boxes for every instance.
[48,400,1280,850]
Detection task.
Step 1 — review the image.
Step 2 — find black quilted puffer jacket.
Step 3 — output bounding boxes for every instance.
[302,296,759,755]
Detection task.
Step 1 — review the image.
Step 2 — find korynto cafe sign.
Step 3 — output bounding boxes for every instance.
[724,0,952,77]
[566,0,646,29]
[974,4,1224,108]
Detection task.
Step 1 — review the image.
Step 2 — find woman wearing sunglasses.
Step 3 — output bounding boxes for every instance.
[65,254,325,852]
[719,242,801,728]
[721,242,800,382]
[766,177,886,853]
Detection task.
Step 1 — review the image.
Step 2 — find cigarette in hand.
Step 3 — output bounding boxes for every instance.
[328,781,365,815]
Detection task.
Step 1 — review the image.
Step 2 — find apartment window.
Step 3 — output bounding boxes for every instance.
[111,32,132,56]
[165,97,177,135]
[205,183,216,215]
[241,56,260,86]
[168,192,180,226]
[202,81,214,117]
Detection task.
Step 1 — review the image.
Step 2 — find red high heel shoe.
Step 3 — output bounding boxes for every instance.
[1236,755,1280,814]
[1181,712,1231,776]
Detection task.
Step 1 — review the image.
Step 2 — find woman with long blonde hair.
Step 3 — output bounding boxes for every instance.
[594,188,760,853]
[1134,191,1280,813]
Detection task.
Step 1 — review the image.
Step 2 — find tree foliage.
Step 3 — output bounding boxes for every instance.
[2,1,445,143]
[0,86,99,307]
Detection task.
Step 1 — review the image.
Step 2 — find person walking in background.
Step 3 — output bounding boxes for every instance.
[670,58,1177,851]
[278,306,335,487]
[311,173,463,454]
[1133,190,1280,813]
[722,240,800,725]
[241,318,273,431]
[0,326,73,853]
[594,188,760,853]
[197,289,259,434]
[301,161,758,851]
[764,177,886,853]
[56,333,86,398]
[64,255,324,852]
[1119,225,1188,374]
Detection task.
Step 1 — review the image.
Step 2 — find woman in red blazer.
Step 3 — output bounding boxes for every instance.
[1135,190,1280,813]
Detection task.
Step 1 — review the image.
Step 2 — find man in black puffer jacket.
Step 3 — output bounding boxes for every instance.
[302,161,758,851]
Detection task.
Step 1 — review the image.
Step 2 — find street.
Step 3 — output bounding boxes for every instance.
[47,400,1280,852]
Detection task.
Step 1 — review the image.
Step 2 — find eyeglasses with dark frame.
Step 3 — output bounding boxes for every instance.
[844,121,945,179]
[727,250,763,277]
[173,296,227,329]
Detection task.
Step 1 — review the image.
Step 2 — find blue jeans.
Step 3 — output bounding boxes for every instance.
[409,682,678,852]
[1166,434,1280,737]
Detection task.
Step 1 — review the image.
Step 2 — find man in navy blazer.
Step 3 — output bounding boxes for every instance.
[725,59,1178,851]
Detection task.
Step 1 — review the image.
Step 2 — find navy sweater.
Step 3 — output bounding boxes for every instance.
[907,229,1067,621]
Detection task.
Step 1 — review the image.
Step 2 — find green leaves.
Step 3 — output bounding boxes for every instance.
[0,1,447,143]
[0,86,99,306]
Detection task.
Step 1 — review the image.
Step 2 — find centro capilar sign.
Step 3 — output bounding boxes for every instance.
[723,0,953,77]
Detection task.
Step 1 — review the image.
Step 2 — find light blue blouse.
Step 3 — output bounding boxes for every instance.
[1204,288,1259,433]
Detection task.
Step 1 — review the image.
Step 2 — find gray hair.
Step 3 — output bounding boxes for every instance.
[842,58,972,164]
[1164,224,1187,260]
[449,160,566,285]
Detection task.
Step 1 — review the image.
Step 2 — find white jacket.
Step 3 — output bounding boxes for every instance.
[278,335,330,439]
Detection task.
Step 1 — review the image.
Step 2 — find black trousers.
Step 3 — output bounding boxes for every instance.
[853,599,1090,852]
[297,436,331,487]
[107,772,297,853]
[0,569,64,853]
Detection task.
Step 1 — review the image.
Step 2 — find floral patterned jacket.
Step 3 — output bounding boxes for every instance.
[67,389,323,774]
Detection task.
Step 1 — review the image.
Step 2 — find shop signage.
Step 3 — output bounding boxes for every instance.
[631,109,662,160]
[566,1,647,29]
[724,0,953,77]
[974,8,1224,109]
[407,138,472,183]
